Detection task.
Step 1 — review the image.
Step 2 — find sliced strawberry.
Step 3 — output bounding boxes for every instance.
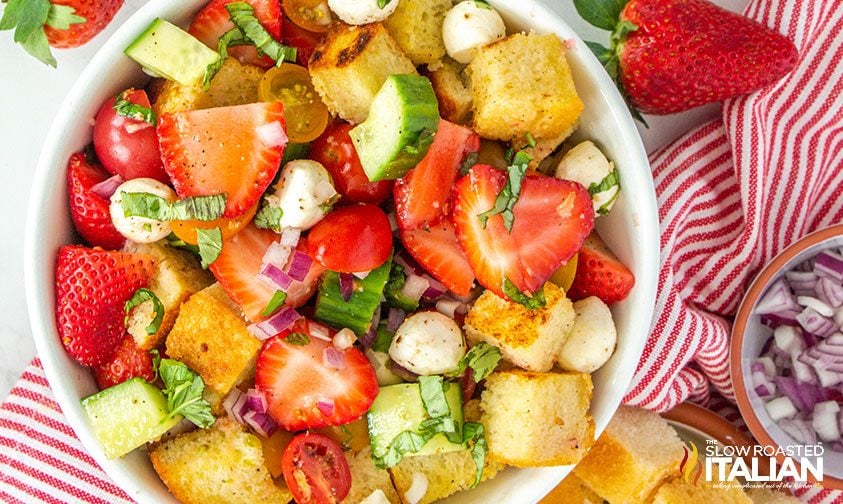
[189,0,282,68]
[452,165,594,298]
[256,319,378,431]
[400,220,474,297]
[157,102,286,218]
[394,120,480,230]
[67,152,126,250]
[210,223,324,321]
[55,246,155,366]
[91,334,155,389]
[567,232,635,305]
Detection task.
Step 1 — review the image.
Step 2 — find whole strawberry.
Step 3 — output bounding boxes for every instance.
[0,0,124,67]
[67,152,126,250]
[55,246,155,366]
[576,0,798,116]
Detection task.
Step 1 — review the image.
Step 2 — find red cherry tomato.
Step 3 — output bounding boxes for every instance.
[281,433,351,504]
[92,88,168,183]
[307,204,392,273]
[282,15,323,67]
[310,122,393,205]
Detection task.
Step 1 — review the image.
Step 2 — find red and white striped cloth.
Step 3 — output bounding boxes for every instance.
[624,0,843,412]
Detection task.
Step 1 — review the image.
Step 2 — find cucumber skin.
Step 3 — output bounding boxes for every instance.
[314,256,392,335]
[350,74,440,182]
[124,19,219,86]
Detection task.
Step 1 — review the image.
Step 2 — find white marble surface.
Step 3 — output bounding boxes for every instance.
[0,0,746,400]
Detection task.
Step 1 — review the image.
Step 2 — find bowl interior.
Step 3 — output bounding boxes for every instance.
[24,1,658,502]
[734,226,843,486]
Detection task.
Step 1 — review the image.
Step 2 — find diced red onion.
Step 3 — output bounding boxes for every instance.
[333,328,356,351]
[756,279,801,314]
[308,322,332,342]
[786,271,819,297]
[796,307,837,337]
[124,121,153,134]
[435,298,469,319]
[258,262,294,291]
[387,213,399,233]
[262,241,292,269]
[386,308,406,333]
[400,275,429,303]
[755,383,774,398]
[395,252,424,276]
[752,357,776,378]
[353,270,370,280]
[286,250,313,282]
[389,360,419,382]
[317,400,335,417]
[778,418,817,444]
[339,273,355,302]
[816,276,843,309]
[760,310,800,329]
[243,410,279,437]
[91,174,124,199]
[223,389,247,423]
[247,307,301,340]
[814,251,843,283]
[404,472,429,504]
[244,389,268,414]
[422,276,448,301]
[797,296,834,317]
[792,357,818,385]
[315,179,337,202]
[257,121,288,148]
[813,401,841,441]
[323,347,346,369]
[280,227,301,247]
[774,326,805,356]
[359,325,377,348]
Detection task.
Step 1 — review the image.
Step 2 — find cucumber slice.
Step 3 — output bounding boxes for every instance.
[81,378,182,459]
[349,74,440,181]
[124,18,220,86]
[367,382,465,460]
[314,257,392,335]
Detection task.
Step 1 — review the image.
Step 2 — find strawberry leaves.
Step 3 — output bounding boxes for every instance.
[0,0,85,67]
[573,0,628,31]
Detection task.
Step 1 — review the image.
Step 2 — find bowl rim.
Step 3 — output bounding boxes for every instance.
[23,0,659,502]
[731,223,843,490]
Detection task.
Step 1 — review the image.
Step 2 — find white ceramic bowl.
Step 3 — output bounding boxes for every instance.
[24,1,659,502]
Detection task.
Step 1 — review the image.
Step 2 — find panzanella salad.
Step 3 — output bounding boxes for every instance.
[55,0,635,502]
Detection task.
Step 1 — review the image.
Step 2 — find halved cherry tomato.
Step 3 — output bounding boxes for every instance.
[307,204,392,273]
[258,63,329,143]
[170,202,259,245]
[281,433,351,504]
[92,88,168,182]
[282,0,334,33]
[310,122,393,204]
[282,15,323,66]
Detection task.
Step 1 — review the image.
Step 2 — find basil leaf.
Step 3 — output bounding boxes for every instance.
[166,233,201,255]
[121,192,227,222]
[459,152,479,176]
[124,288,165,335]
[524,132,537,148]
[158,359,215,428]
[463,422,487,487]
[473,0,492,9]
[226,2,297,65]
[588,167,619,197]
[203,28,251,88]
[451,342,501,382]
[377,0,392,8]
[418,376,451,419]
[261,290,288,317]
[254,202,284,232]
[285,332,311,345]
[371,324,394,354]
[477,153,530,232]
[573,0,627,31]
[113,91,157,125]
[502,277,546,309]
[196,227,223,269]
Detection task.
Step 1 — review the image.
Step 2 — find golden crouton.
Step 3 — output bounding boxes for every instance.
[540,473,603,504]
[651,477,752,504]
[467,32,583,141]
[345,447,402,504]
[122,241,213,350]
[746,487,801,503]
[513,125,577,171]
[463,283,575,372]
[150,57,265,115]
[309,23,417,123]
[383,0,451,65]
[149,418,292,504]
[481,370,594,467]
[165,284,261,398]
[389,448,502,504]
[574,406,685,504]
[425,58,472,124]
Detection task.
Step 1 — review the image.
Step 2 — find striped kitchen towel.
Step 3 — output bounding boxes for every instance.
[623,0,843,412]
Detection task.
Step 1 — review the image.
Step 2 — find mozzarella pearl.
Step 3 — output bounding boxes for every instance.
[109,178,175,244]
[327,0,398,25]
[389,312,466,375]
[442,1,506,64]
[271,159,338,231]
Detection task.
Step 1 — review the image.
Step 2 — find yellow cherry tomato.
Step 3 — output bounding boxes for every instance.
[258,63,329,144]
[170,203,259,245]
[282,0,334,33]
[550,253,579,292]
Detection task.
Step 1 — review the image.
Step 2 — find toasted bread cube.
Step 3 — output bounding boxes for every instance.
[468,32,583,141]
[165,284,261,397]
[309,23,417,123]
[383,0,451,65]
[150,58,265,115]
[574,406,684,503]
[345,447,402,504]
[389,449,502,504]
[481,370,594,467]
[425,58,472,124]
[122,241,213,350]
[746,487,801,503]
[464,283,575,372]
[149,418,292,504]
[540,473,603,504]
[652,476,752,504]
[513,126,576,171]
